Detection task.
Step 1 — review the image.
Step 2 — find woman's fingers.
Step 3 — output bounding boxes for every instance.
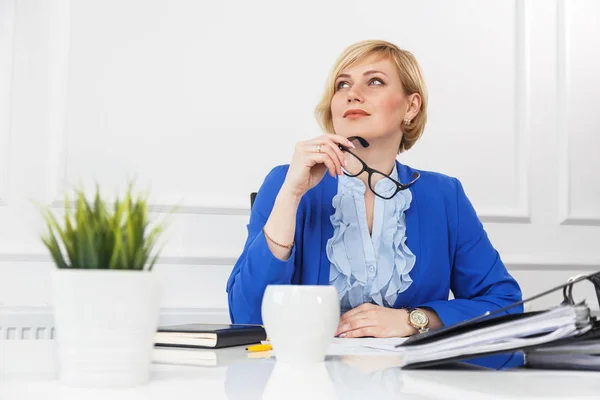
[342,326,378,339]
[325,133,356,150]
[326,141,347,172]
[305,142,342,175]
[306,135,354,175]
[336,315,371,336]
[307,152,337,178]
[339,303,375,323]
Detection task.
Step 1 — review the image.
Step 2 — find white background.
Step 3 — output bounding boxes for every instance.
[0,0,599,331]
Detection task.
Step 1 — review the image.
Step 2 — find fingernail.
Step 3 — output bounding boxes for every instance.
[339,333,346,338]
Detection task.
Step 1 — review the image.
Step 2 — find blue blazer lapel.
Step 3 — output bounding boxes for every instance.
[318,173,337,285]
[394,161,422,308]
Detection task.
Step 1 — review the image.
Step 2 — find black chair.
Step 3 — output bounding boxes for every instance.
[250,192,257,209]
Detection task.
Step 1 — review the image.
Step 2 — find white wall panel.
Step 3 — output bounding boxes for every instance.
[559,0,600,225]
[1,0,600,324]
[0,0,16,205]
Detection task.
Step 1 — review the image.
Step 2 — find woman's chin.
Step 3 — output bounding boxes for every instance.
[335,130,381,141]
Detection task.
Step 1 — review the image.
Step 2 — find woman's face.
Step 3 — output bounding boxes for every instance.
[331,54,411,142]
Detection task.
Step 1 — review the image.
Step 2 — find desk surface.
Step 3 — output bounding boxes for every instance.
[1,340,599,400]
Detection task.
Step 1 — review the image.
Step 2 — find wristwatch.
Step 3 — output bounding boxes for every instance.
[405,307,429,334]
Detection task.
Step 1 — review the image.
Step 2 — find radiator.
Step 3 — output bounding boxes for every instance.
[0,326,55,340]
[0,307,56,340]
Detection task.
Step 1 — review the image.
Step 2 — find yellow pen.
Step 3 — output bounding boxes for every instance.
[246,343,273,352]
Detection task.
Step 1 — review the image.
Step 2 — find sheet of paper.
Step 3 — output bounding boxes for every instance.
[326,337,408,356]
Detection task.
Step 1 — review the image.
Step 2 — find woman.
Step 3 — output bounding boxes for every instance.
[225,40,523,368]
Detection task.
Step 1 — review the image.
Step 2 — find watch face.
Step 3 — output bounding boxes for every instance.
[410,311,429,327]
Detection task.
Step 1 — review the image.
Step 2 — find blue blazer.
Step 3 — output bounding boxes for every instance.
[226,161,524,369]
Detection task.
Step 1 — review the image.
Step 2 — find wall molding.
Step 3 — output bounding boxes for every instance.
[0,306,229,317]
[1,252,598,272]
[44,0,256,218]
[0,306,230,339]
[557,0,569,224]
[44,0,71,204]
[50,197,528,220]
[511,0,532,224]
[0,253,238,266]
[0,0,16,206]
[505,260,600,272]
[49,198,528,220]
[476,207,531,224]
[43,1,532,223]
[557,0,600,226]
[463,0,531,224]
[559,216,600,227]
[51,199,251,216]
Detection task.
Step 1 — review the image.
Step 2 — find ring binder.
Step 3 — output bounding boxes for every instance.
[413,270,600,346]
[562,272,600,308]
[389,271,600,370]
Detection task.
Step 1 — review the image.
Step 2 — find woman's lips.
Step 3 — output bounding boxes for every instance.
[345,113,369,120]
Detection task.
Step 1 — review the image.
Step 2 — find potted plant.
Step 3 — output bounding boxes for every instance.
[38,183,170,388]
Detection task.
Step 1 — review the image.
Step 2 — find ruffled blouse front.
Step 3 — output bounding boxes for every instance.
[326,165,416,314]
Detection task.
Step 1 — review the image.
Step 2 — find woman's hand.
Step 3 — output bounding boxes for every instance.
[281,134,355,199]
[335,303,418,338]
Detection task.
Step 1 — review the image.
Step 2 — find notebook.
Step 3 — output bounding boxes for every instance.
[525,352,600,371]
[524,322,600,371]
[154,323,267,349]
[152,346,244,367]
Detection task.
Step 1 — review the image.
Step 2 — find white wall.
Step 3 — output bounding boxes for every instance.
[1,0,599,330]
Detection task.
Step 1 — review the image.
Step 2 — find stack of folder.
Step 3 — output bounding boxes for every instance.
[524,325,600,371]
[385,271,600,370]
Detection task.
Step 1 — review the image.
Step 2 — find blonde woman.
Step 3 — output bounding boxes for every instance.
[226,40,523,369]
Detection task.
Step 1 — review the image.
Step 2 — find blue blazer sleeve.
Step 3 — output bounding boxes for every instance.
[225,166,297,324]
[417,178,523,327]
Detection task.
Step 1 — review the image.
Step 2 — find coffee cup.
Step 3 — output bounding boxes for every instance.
[261,285,340,364]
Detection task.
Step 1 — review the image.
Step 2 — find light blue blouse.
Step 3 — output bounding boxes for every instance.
[326,165,416,314]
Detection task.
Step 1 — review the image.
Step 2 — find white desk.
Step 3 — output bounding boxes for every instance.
[1,340,599,399]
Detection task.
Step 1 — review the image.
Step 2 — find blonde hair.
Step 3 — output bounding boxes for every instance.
[315,40,428,153]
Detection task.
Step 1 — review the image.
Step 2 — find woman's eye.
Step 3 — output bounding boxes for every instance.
[369,78,384,86]
[336,81,350,90]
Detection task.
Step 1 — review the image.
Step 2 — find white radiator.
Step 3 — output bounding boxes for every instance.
[0,307,55,340]
[0,326,55,340]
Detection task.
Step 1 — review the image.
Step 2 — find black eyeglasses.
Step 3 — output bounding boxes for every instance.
[337,136,420,200]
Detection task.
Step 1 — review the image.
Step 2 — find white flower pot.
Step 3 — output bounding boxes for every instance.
[51,268,161,388]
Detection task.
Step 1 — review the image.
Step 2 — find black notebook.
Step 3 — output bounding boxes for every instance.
[154,323,267,349]
[523,319,600,371]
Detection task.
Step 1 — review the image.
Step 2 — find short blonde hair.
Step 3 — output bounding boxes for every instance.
[315,40,428,153]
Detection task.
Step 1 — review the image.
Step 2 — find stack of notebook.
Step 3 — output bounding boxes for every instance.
[524,320,600,371]
[154,323,267,349]
[392,303,595,369]
[370,271,600,370]
[152,323,267,367]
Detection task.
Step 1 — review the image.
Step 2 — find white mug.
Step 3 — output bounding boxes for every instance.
[261,285,340,364]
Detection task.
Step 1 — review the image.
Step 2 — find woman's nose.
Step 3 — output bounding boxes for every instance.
[347,86,363,103]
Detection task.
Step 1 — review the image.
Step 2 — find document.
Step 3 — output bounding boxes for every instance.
[326,337,408,356]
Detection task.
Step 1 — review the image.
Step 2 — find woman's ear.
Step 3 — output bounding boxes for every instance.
[405,93,422,121]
